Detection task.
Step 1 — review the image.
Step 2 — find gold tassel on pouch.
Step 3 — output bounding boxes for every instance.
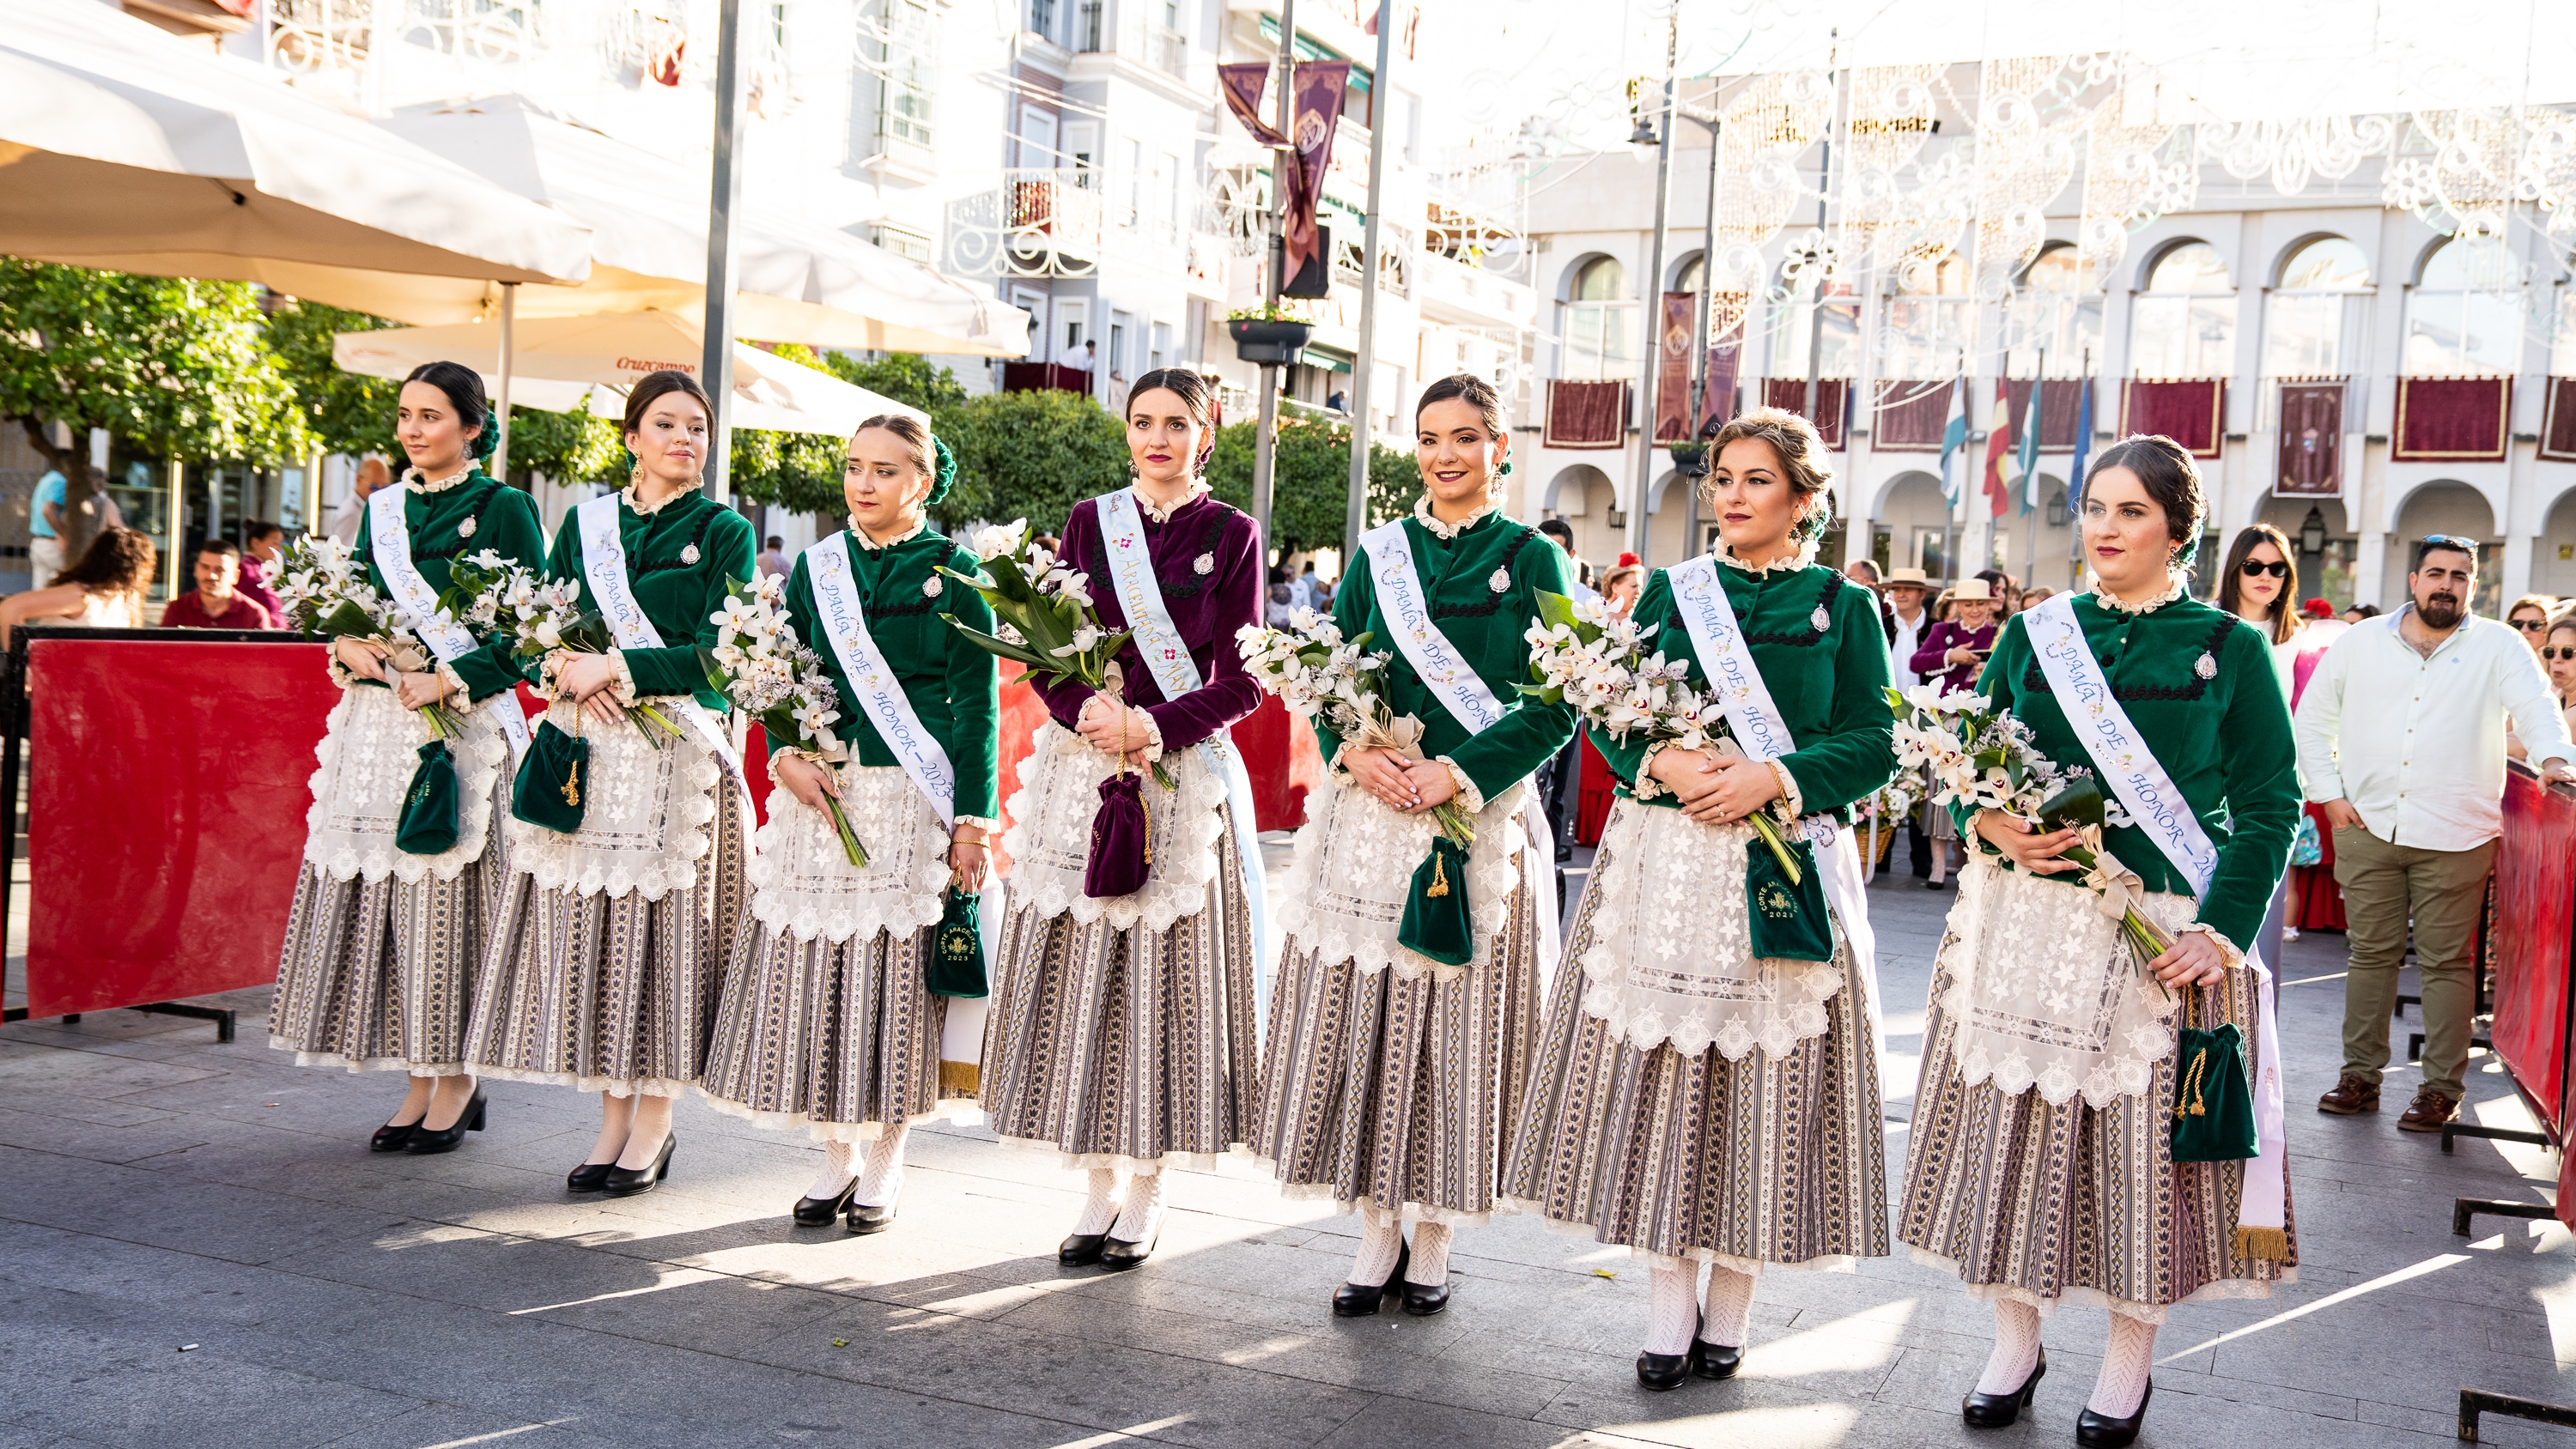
[1425,848,1450,897]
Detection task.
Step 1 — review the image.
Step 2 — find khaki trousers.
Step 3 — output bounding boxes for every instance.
[2332,828,2494,1100]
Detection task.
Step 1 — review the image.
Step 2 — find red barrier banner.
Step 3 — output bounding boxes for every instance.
[2492,765,2576,1160]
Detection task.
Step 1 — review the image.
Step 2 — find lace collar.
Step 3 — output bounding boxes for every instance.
[850,517,927,551]
[1713,535,1821,578]
[623,482,702,518]
[1413,494,1498,540]
[403,463,476,494]
[1132,480,1210,524]
[2087,572,2189,615]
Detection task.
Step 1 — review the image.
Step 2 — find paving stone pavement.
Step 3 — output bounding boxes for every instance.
[7,836,2576,1449]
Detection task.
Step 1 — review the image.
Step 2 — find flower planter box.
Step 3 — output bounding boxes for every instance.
[1229,318,1312,366]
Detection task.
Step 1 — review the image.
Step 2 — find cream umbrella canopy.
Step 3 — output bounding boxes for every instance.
[331,312,927,438]
[0,3,592,288]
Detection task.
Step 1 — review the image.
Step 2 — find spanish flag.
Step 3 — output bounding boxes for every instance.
[1980,378,2015,519]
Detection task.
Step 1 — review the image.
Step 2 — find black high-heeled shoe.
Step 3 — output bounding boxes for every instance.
[1960,1347,2045,1428]
[1637,1316,1704,1391]
[1692,1342,1743,1379]
[845,1200,897,1235]
[1059,1233,1108,1266]
[1332,1239,1411,1317]
[601,1131,675,1197]
[2075,1378,2148,1448]
[1399,1277,1449,1317]
[793,1179,857,1227]
[1099,1212,1161,1270]
[370,1120,420,1153]
[402,1092,486,1155]
[567,1161,617,1193]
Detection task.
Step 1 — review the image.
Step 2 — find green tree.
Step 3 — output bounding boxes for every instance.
[818,349,969,413]
[266,298,403,461]
[930,388,1127,537]
[0,262,312,561]
[505,399,623,487]
[1205,415,1416,558]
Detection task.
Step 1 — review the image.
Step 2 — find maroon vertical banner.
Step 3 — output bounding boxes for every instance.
[1703,342,1740,428]
[2275,381,2344,496]
[1215,64,1287,147]
[1284,61,1352,283]
[1656,291,1694,442]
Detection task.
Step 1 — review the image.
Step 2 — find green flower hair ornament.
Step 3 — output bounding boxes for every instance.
[928,433,958,506]
[471,414,499,463]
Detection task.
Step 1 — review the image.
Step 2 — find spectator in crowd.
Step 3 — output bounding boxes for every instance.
[1844,558,1882,588]
[1291,559,1325,613]
[1536,518,1598,603]
[2300,537,2575,1131]
[2543,615,2576,735]
[1032,534,1062,558]
[2017,585,2054,612]
[1265,567,1296,627]
[0,526,156,647]
[1909,576,1999,695]
[1600,554,1643,615]
[2303,597,2336,621]
[28,464,66,589]
[2342,602,2381,624]
[756,534,791,579]
[2506,594,2557,655]
[1976,567,2019,615]
[238,521,285,621]
[1883,567,1934,878]
[2220,524,2305,700]
[161,539,275,630]
[329,457,394,544]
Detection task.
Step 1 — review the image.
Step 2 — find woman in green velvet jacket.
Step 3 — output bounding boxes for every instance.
[1503,408,1896,1390]
[698,415,1002,1234]
[273,361,544,1155]
[1251,373,1576,1318]
[466,370,756,1198]
[1899,436,2298,1447]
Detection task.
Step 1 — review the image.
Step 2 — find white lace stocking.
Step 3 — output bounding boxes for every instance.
[1978,1300,2043,1395]
[1643,1262,1700,1355]
[2087,1313,2155,1417]
[1350,1203,1405,1287]
[805,1139,859,1202]
[1072,1168,1123,1236]
[1701,1264,1756,1348]
[855,1122,908,1207]
[1407,1221,1453,1287]
[1112,1166,1166,1241]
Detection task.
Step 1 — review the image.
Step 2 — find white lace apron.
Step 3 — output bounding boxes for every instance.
[302,684,510,886]
[747,764,952,946]
[503,697,721,902]
[1578,798,1856,1059]
[1003,719,1231,935]
[1271,775,1530,983]
[1939,857,2184,1108]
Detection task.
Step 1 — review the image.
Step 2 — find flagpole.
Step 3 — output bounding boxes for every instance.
[2023,344,2044,591]
[1341,0,1393,556]
[1625,10,1678,568]
[1250,0,1297,552]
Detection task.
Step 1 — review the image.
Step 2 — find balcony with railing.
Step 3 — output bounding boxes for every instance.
[943,167,1213,281]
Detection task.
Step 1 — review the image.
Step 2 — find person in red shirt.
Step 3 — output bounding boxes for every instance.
[161,539,275,629]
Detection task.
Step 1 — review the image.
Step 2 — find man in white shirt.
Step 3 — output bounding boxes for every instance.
[327,457,393,545]
[1883,567,1933,878]
[2295,537,2576,1131]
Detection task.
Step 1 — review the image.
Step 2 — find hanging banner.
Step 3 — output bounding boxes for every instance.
[1656,291,1696,442]
[2274,381,2345,497]
[1217,61,1351,287]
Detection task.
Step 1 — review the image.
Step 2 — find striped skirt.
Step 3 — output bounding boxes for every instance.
[978,812,1261,1172]
[1251,883,1540,1225]
[1898,912,2299,1321]
[1501,864,1887,1271]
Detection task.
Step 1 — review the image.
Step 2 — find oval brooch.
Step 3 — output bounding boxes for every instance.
[1193,552,1215,575]
[2194,651,2217,680]
[456,516,477,539]
[922,574,944,598]
[1489,567,1511,593]
[1811,604,1832,633]
[679,543,702,565]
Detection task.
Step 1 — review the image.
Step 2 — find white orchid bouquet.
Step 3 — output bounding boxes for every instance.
[939,520,1170,788]
[275,534,461,741]
[1236,607,1473,847]
[1886,684,2168,978]
[445,549,681,749]
[697,574,864,865]
[1520,590,1802,882]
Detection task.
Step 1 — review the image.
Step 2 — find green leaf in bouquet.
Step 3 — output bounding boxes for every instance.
[2037,775,2105,833]
[1533,590,1578,633]
[1516,681,1567,704]
[943,616,1055,672]
[313,599,381,640]
[559,613,615,654]
[697,644,729,694]
[1972,746,2009,773]
[1883,685,1911,716]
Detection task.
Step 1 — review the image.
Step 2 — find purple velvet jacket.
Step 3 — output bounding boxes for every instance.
[1909,618,1999,694]
[1033,489,1265,752]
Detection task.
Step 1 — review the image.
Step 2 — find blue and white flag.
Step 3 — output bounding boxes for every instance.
[2017,379,2045,513]
[2067,375,2096,506]
[1935,375,1968,503]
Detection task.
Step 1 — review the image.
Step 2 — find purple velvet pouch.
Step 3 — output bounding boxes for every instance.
[1084,770,1151,898]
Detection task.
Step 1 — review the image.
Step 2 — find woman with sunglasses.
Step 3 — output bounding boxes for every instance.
[2216,525,2303,705]
[2509,596,2562,759]
[2543,616,2576,731]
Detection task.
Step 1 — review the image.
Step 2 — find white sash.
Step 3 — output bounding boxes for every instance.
[1354,517,1562,985]
[1094,488,1274,1010]
[2023,591,2287,1249]
[805,531,959,828]
[573,492,755,829]
[368,484,530,760]
[1667,554,1799,761]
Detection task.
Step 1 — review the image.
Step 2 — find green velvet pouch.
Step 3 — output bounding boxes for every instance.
[510,718,589,834]
[1746,837,1834,961]
[927,887,987,998]
[394,739,459,855]
[1396,835,1475,967]
[2170,1022,2259,1161]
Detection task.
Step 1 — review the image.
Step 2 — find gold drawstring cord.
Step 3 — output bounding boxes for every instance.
[560,696,584,808]
[2176,1045,2209,1119]
[1425,844,1450,897]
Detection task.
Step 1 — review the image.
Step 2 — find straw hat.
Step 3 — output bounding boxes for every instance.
[1951,578,1997,603]
[1885,567,1930,587]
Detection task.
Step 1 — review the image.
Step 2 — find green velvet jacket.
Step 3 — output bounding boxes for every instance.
[775,528,1003,824]
[1313,509,1577,803]
[348,470,545,703]
[539,488,755,713]
[1966,591,2299,950]
[1597,557,1896,820]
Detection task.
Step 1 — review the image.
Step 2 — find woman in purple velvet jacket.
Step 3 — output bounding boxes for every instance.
[979,368,1269,1270]
[1908,578,2001,694]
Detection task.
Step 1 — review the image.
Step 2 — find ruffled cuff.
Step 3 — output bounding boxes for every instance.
[435,660,471,706]
[1129,706,1165,764]
[538,650,569,700]
[1432,755,1485,815]
[1631,741,1674,800]
[605,648,640,706]
[765,746,834,790]
[2178,921,2248,972]
[954,814,1003,834]
[1327,739,1365,781]
[1765,759,1805,819]
[326,648,361,690]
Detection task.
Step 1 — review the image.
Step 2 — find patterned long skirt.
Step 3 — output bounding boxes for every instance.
[465,752,750,1099]
[1252,883,1540,1225]
[1501,867,1887,1271]
[978,815,1261,1171]
[699,921,977,1142]
[1898,916,2299,1321]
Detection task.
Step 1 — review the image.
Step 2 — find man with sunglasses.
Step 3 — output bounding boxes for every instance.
[2296,537,2576,1132]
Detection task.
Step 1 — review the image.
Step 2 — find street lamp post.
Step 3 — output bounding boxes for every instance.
[1342,0,1394,559]
[1249,0,1298,555]
[699,0,749,505]
[1624,14,1677,567]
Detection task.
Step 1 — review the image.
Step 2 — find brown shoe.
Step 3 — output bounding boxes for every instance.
[2317,1073,2380,1114]
[2398,1088,2462,1133]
